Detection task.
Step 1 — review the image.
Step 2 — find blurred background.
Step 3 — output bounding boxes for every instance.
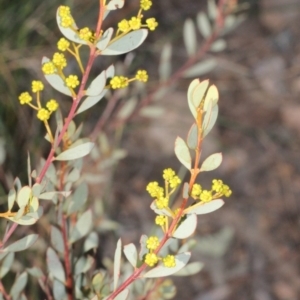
[1,0,300,299]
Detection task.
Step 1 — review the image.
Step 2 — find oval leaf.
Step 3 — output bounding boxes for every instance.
[17,186,31,207]
[69,210,93,243]
[203,104,218,137]
[143,252,191,278]
[86,70,106,96]
[187,79,200,119]
[203,84,219,112]
[200,153,222,172]
[187,123,198,149]
[174,137,191,171]
[0,253,14,278]
[42,57,72,96]
[84,232,99,253]
[173,214,197,239]
[183,19,197,56]
[47,247,66,283]
[3,234,38,252]
[51,226,64,254]
[192,80,209,110]
[123,243,137,267]
[76,90,107,115]
[114,239,122,291]
[197,12,211,38]
[101,29,148,55]
[55,142,94,161]
[96,28,114,51]
[184,199,224,215]
[10,272,28,299]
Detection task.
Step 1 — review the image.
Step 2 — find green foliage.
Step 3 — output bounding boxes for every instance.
[0,0,245,299]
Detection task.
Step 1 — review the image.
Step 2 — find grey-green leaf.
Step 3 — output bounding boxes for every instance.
[76,91,107,115]
[197,12,211,38]
[46,247,66,283]
[8,188,16,212]
[86,71,106,96]
[55,142,94,161]
[174,137,191,171]
[69,210,93,243]
[183,19,197,56]
[200,153,222,172]
[42,57,72,96]
[0,252,14,278]
[101,29,148,55]
[3,234,38,252]
[106,0,125,10]
[51,226,64,254]
[74,256,94,275]
[17,186,31,207]
[113,239,122,291]
[96,28,114,51]
[67,182,88,215]
[84,232,99,252]
[53,279,67,300]
[123,243,137,268]
[187,123,198,149]
[173,214,197,239]
[10,272,28,300]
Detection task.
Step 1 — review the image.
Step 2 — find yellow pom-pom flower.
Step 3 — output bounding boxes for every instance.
[78,27,93,41]
[31,81,44,93]
[146,181,164,198]
[146,236,160,250]
[19,92,32,105]
[140,0,152,10]
[191,183,202,199]
[155,215,166,226]
[145,253,158,267]
[66,75,80,88]
[156,197,168,209]
[57,38,70,51]
[59,6,71,18]
[129,17,142,30]
[200,190,212,202]
[61,16,74,28]
[146,18,158,31]
[110,76,129,89]
[37,109,50,121]
[46,99,59,112]
[52,52,67,69]
[42,62,56,75]
[163,255,176,268]
[163,168,175,181]
[135,70,148,82]
[118,19,130,33]
[169,176,181,188]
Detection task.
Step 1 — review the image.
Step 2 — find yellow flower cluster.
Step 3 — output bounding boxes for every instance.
[18,81,59,123]
[144,236,176,268]
[190,179,232,202]
[146,168,181,210]
[110,70,148,89]
[117,0,157,34]
[58,6,74,28]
